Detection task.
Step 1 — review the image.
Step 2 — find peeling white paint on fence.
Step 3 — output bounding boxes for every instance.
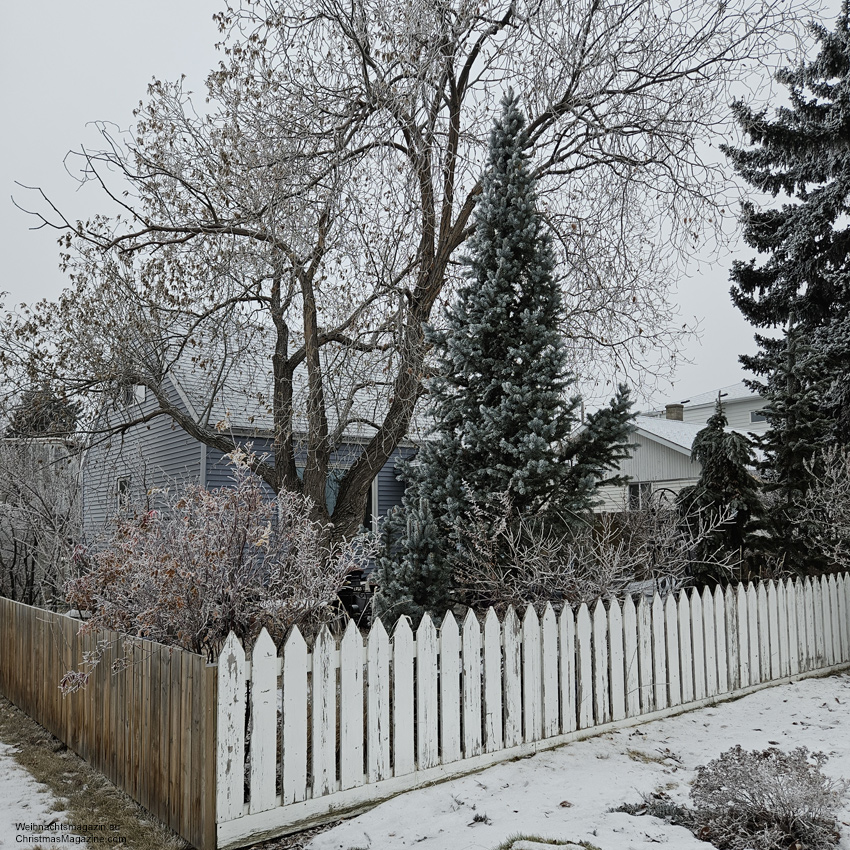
[216,575,850,850]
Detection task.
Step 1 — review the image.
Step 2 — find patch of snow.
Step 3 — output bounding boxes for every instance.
[309,673,850,850]
[0,742,80,849]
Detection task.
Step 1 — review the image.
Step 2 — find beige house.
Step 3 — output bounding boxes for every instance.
[596,381,767,511]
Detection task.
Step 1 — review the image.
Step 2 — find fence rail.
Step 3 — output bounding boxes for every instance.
[0,597,217,850]
[216,575,850,849]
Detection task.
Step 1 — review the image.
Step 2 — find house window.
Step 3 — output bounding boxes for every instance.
[750,410,767,423]
[120,385,146,406]
[628,482,651,510]
[116,477,131,512]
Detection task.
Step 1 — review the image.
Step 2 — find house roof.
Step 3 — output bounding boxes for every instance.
[674,381,757,409]
[633,415,704,454]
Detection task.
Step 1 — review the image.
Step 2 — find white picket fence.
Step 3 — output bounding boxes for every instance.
[215,574,850,849]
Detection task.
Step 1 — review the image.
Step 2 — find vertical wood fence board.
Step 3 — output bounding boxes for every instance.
[313,627,338,797]
[155,644,169,825]
[393,617,416,776]
[664,594,681,707]
[503,607,522,747]
[440,611,462,763]
[522,605,543,742]
[575,604,593,729]
[713,587,728,694]
[649,594,667,710]
[786,579,801,675]
[623,595,641,716]
[804,578,817,671]
[340,620,365,789]
[217,632,246,823]
[690,590,706,701]
[838,575,849,662]
[766,581,781,680]
[461,610,483,758]
[776,580,790,678]
[367,618,391,783]
[637,596,654,714]
[250,629,278,813]
[757,583,770,683]
[559,606,577,732]
[735,584,748,689]
[701,587,717,699]
[678,591,694,704]
[482,608,504,752]
[281,627,308,805]
[747,583,761,684]
[541,604,560,737]
[608,598,626,722]
[828,576,841,665]
[592,600,610,725]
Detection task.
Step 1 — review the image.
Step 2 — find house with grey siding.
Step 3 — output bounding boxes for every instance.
[595,381,766,511]
[80,368,416,540]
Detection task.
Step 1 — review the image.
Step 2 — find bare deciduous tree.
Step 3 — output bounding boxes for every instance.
[3,0,817,543]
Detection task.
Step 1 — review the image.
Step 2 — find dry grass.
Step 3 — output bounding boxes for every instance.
[0,695,186,850]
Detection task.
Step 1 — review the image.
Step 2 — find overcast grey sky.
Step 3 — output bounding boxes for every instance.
[0,2,835,409]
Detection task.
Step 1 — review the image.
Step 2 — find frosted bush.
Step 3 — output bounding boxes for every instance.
[689,746,847,850]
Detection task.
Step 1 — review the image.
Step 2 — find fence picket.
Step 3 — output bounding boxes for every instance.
[713,587,728,694]
[702,587,717,698]
[462,610,483,757]
[440,611,462,763]
[592,600,610,725]
[503,607,522,747]
[249,628,278,813]
[217,632,245,822]
[608,598,626,722]
[559,605,577,732]
[623,595,641,716]
[652,594,668,710]
[312,626,337,797]
[576,603,593,728]
[367,617,391,782]
[725,586,739,691]
[416,615,439,769]
[786,579,800,675]
[777,580,790,678]
[637,596,654,713]
[542,604,559,737]
[844,575,850,661]
[282,627,308,805]
[664,594,681,706]
[393,617,416,776]
[828,576,840,665]
[747,582,760,683]
[691,589,706,701]
[838,575,849,662]
[523,606,543,741]
[804,577,816,671]
[678,590,693,703]
[765,581,780,680]
[340,620,364,789]
[483,608,503,752]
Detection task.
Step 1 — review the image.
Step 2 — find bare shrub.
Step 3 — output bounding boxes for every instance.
[689,746,847,850]
[63,450,371,689]
[451,492,738,612]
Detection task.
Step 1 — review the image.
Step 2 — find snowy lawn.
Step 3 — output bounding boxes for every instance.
[308,672,850,850]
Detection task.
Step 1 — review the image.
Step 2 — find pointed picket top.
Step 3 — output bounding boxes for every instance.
[523,603,540,631]
[484,606,500,634]
[220,629,245,669]
[463,606,480,636]
[417,611,437,643]
[623,592,636,620]
[369,613,389,646]
[593,597,606,620]
[284,623,308,656]
[394,614,414,642]
[542,601,556,629]
[577,601,591,627]
[252,626,276,663]
[441,608,460,639]
[342,616,362,649]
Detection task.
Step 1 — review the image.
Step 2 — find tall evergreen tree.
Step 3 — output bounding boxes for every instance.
[677,400,762,580]
[375,93,634,620]
[723,4,850,570]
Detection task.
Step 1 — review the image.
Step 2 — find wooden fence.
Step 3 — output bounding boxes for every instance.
[0,597,217,850]
[1,576,849,850]
[216,575,850,849]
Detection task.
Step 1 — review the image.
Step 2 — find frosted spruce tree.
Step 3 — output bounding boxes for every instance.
[677,399,762,580]
[375,93,634,620]
[723,4,850,570]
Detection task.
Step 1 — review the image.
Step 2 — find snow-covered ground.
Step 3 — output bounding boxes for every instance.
[309,673,850,850]
[0,742,76,849]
